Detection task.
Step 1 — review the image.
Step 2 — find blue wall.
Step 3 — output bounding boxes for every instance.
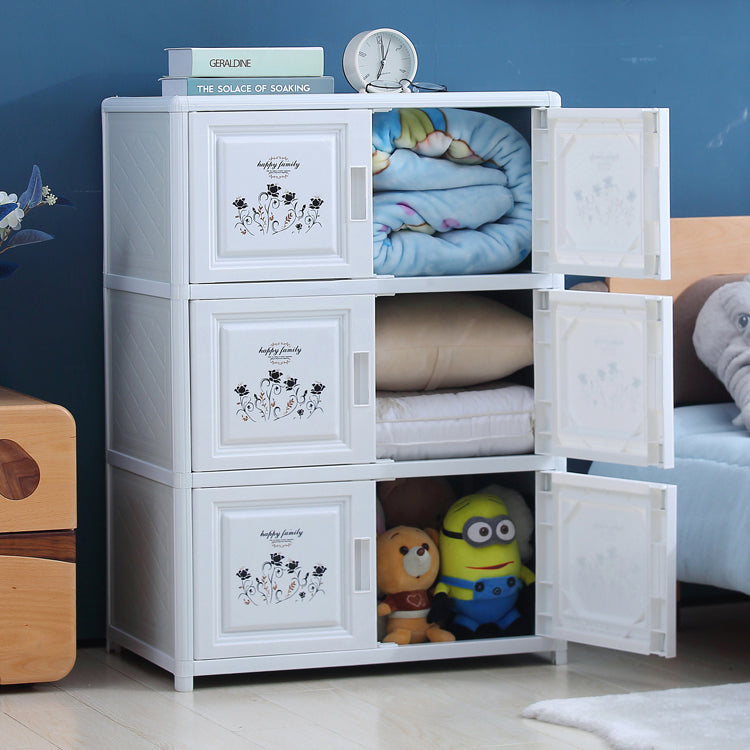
[2,0,748,639]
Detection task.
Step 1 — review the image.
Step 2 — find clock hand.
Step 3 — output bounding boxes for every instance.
[377,39,391,80]
[375,37,387,78]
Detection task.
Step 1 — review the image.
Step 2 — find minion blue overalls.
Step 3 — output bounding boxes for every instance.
[437,573,522,631]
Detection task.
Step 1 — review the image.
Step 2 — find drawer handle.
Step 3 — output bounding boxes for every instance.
[349,166,368,221]
[353,351,371,406]
[353,537,371,593]
[0,439,41,501]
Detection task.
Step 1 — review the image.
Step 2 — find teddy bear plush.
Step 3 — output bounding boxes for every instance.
[376,526,455,645]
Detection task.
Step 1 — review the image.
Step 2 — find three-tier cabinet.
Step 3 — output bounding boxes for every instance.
[102,90,676,691]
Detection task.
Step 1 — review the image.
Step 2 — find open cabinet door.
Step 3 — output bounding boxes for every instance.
[534,288,674,468]
[532,107,670,279]
[536,471,676,657]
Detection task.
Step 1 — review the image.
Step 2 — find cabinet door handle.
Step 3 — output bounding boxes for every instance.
[352,351,371,406]
[353,537,372,593]
[349,166,368,221]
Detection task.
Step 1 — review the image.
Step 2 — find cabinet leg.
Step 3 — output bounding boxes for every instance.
[550,642,568,665]
[174,674,194,692]
[105,639,122,655]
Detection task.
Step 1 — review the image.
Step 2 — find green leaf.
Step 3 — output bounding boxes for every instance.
[0,261,19,278]
[0,204,17,221]
[2,228,54,250]
[17,165,43,210]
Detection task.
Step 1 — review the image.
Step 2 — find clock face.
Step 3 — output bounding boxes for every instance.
[343,29,418,91]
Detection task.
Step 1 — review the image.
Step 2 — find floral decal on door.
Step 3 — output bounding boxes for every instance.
[233,184,324,236]
[577,361,643,411]
[236,554,327,605]
[573,177,637,229]
[235,370,325,422]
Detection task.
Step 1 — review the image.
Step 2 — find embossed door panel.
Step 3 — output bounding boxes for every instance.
[532,108,670,279]
[190,109,372,282]
[190,295,375,471]
[193,481,376,659]
[534,289,673,468]
[536,471,676,657]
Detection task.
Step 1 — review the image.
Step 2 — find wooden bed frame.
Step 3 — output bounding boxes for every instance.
[609,215,750,298]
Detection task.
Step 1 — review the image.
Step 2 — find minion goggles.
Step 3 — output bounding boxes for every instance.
[441,515,517,548]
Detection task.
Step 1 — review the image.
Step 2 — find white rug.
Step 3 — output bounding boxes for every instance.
[522,682,750,750]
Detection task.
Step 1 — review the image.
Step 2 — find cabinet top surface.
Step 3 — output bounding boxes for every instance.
[101,90,563,113]
[0,386,46,408]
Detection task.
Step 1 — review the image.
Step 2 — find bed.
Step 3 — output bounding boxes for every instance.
[588,216,750,597]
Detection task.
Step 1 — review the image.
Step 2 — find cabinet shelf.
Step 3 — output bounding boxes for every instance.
[103,272,561,300]
[105,449,556,490]
[191,454,558,489]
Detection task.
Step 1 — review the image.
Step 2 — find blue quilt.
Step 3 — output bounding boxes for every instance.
[371,108,532,277]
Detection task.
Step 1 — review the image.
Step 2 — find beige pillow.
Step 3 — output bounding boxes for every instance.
[376,293,533,391]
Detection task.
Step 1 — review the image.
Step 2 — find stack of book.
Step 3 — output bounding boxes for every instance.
[160,46,333,96]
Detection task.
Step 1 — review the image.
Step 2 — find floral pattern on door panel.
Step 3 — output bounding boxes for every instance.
[236,554,327,605]
[233,184,324,236]
[577,361,643,413]
[235,370,326,422]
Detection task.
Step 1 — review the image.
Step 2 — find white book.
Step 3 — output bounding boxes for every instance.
[166,46,324,78]
[160,76,334,96]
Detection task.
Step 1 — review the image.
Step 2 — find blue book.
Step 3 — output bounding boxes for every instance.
[160,76,335,96]
[165,47,324,78]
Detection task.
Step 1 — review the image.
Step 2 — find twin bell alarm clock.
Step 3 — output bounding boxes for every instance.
[342,28,418,92]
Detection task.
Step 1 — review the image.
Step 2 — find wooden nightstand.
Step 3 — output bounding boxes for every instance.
[0,386,76,684]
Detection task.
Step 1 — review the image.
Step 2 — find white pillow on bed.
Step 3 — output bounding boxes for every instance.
[376,381,534,460]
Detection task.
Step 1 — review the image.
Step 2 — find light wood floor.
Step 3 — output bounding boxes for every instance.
[1,599,749,749]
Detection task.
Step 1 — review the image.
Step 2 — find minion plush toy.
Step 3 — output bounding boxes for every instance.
[428,492,535,637]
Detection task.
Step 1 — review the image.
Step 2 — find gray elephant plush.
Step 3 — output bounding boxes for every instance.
[693,274,750,432]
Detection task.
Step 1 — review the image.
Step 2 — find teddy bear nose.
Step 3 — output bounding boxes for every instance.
[403,544,433,578]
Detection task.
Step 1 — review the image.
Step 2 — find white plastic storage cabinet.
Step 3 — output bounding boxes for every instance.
[102,91,675,692]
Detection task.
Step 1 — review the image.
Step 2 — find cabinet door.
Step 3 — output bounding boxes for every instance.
[534,289,673,467]
[193,481,376,659]
[189,109,372,282]
[535,471,675,657]
[190,295,375,471]
[532,107,670,279]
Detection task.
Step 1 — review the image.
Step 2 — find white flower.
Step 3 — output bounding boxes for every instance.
[41,185,58,206]
[0,190,24,229]
[0,206,24,230]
